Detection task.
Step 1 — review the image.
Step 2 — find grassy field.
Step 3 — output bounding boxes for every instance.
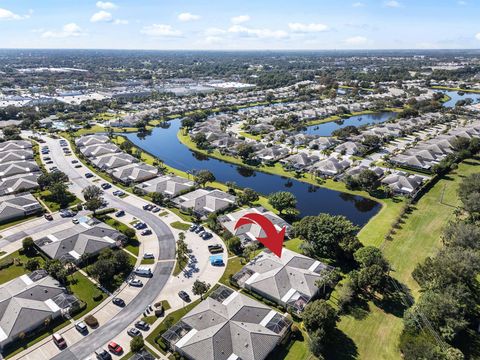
[0,250,46,285]
[170,221,191,231]
[35,190,81,212]
[218,256,243,286]
[69,271,106,320]
[336,159,480,360]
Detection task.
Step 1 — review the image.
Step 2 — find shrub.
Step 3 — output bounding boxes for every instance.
[0,258,14,270]
[130,336,144,353]
[92,291,103,301]
[84,315,99,328]
[25,258,40,271]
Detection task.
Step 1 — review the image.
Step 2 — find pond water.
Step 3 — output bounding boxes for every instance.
[123,119,380,226]
[439,90,480,108]
[301,111,397,137]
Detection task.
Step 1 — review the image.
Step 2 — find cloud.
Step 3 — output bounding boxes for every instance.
[385,1,402,7]
[141,24,182,37]
[344,36,368,45]
[475,33,480,41]
[0,8,30,20]
[228,25,288,39]
[352,2,366,7]
[205,27,227,36]
[178,12,200,22]
[42,23,84,38]
[288,22,329,33]
[113,19,128,25]
[231,15,250,24]
[96,1,117,10]
[91,10,112,23]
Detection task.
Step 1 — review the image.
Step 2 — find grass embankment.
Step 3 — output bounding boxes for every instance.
[170,221,191,231]
[0,250,46,285]
[431,85,480,93]
[336,159,480,360]
[69,271,106,319]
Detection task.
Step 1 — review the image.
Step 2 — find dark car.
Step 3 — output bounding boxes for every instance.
[112,297,125,307]
[208,245,223,254]
[194,226,205,234]
[115,210,125,217]
[178,291,191,302]
[74,164,82,168]
[135,320,150,331]
[189,224,198,232]
[142,204,154,211]
[202,232,213,240]
[44,213,53,221]
[85,173,94,178]
[95,348,112,360]
[134,222,147,230]
[127,328,142,337]
[152,206,161,213]
[101,183,112,190]
[141,229,152,236]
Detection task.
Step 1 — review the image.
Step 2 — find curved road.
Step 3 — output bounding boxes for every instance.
[40,136,176,360]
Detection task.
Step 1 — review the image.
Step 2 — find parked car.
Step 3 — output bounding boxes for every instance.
[189,224,198,232]
[211,258,224,266]
[152,206,161,213]
[107,342,123,355]
[178,291,191,302]
[134,222,147,230]
[44,213,53,221]
[135,320,150,331]
[127,328,142,337]
[208,245,223,253]
[101,183,112,190]
[115,210,125,217]
[142,204,154,211]
[141,229,152,236]
[74,164,82,168]
[143,253,154,259]
[134,267,153,277]
[194,226,205,234]
[95,348,112,360]
[202,232,213,240]
[112,297,125,307]
[71,160,78,164]
[72,218,79,224]
[113,190,125,196]
[128,279,143,287]
[46,160,54,164]
[44,157,51,160]
[59,209,74,218]
[85,173,94,178]
[75,321,88,334]
[52,333,67,349]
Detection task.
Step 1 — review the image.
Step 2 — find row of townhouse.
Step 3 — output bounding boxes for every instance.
[0,140,41,196]
[390,120,480,172]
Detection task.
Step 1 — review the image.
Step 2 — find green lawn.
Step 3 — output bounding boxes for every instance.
[35,190,81,212]
[141,258,155,265]
[68,271,106,320]
[172,255,188,276]
[98,216,140,256]
[218,256,243,287]
[170,221,191,231]
[0,250,46,285]
[336,159,480,360]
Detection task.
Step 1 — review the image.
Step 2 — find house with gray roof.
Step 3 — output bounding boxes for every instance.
[34,219,126,263]
[280,152,319,171]
[0,173,40,196]
[91,152,139,171]
[0,140,32,153]
[0,150,33,163]
[0,273,77,350]
[311,157,351,177]
[162,285,291,360]
[233,248,333,313]
[0,193,42,225]
[79,143,120,158]
[334,141,366,156]
[75,135,110,148]
[134,175,194,198]
[343,164,385,179]
[219,207,291,247]
[255,145,289,163]
[109,163,158,185]
[173,188,236,217]
[0,161,39,179]
[381,172,427,196]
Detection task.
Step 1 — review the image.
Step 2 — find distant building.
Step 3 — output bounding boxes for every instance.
[0,193,42,225]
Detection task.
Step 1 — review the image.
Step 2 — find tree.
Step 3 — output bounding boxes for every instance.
[442,221,480,250]
[130,336,144,353]
[237,188,259,205]
[237,143,256,161]
[242,242,259,262]
[85,197,104,214]
[150,192,165,206]
[49,182,70,206]
[294,214,360,259]
[227,236,242,255]
[82,185,103,201]
[194,170,215,187]
[315,269,341,293]
[268,191,297,214]
[123,227,136,240]
[357,169,380,193]
[22,237,35,253]
[192,280,211,300]
[303,300,338,357]
[44,259,67,283]
[181,117,195,131]
[25,258,40,271]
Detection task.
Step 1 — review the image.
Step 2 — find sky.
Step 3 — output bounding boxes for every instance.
[0,0,479,50]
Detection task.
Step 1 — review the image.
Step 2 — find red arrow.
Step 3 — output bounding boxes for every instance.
[234,213,286,258]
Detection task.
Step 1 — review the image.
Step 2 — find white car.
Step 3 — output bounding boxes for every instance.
[75,321,88,334]
[128,278,143,287]
[143,253,154,259]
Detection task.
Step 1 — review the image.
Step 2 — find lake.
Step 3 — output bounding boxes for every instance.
[439,90,480,108]
[301,112,397,137]
[123,119,380,227]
